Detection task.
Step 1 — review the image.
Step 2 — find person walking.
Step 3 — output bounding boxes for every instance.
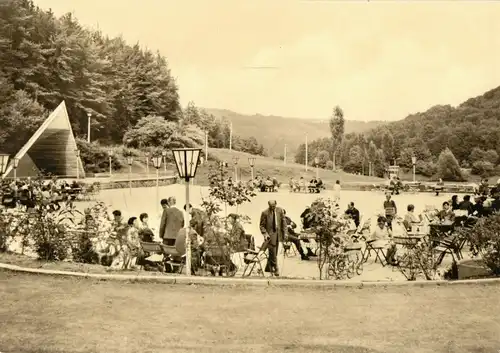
[259,200,287,276]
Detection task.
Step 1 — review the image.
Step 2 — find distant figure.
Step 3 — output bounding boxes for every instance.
[383,194,397,230]
[333,180,341,203]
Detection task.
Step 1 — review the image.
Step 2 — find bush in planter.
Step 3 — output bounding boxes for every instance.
[462,214,500,276]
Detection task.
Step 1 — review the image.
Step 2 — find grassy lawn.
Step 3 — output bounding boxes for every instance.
[0,271,499,353]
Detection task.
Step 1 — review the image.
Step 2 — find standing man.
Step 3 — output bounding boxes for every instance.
[259,200,287,276]
[383,193,397,230]
[159,196,184,246]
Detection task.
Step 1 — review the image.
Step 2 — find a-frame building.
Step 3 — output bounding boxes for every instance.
[2,101,85,179]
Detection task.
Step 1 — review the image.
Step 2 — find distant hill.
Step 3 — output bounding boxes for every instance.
[204,108,384,157]
[365,85,500,166]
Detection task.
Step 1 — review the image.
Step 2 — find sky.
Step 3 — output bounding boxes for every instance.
[34,0,500,121]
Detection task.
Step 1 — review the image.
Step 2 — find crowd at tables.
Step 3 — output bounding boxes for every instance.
[0,178,99,209]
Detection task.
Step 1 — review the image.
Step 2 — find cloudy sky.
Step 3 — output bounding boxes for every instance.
[35,0,500,121]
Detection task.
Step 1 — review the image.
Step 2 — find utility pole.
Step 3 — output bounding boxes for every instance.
[205,131,208,162]
[284,144,287,166]
[229,122,233,151]
[305,134,308,172]
[87,112,91,143]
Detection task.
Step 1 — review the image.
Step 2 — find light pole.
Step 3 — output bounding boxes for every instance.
[284,144,287,166]
[248,157,256,180]
[305,134,308,172]
[232,156,239,182]
[369,161,372,177]
[0,153,10,179]
[152,154,162,215]
[108,150,113,177]
[127,155,133,194]
[172,148,202,277]
[314,157,319,179]
[13,157,19,182]
[145,151,150,177]
[162,151,167,174]
[411,156,417,182]
[204,130,208,162]
[87,112,91,143]
[75,149,80,179]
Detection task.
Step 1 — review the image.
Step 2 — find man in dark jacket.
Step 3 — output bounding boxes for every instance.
[283,210,309,261]
[259,200,287,276]
[159,197,184,246]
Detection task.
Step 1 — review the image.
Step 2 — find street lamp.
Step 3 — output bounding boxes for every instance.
[75,149,80,179]
[127,155,134,194]
[13,157,19,181]
[161,150,167,174]
[152,154,163,215]
[232,156,239,182]
[108,150,113,176]
[145,151,150,177]
[314,157,319,179]
[248,157,256,180]
[411,156,417,182]
[0,153,10,179]
[172,148,202,277]
[87,112,91,143]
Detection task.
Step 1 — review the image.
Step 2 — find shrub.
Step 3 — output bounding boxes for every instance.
[436,148,464,181]
[304,198,349,280]
[76,138,123,173]
[471,161,495,177]
[415,160,437,177]
[464,213,500,276]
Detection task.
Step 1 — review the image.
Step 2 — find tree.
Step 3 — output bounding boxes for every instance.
[329,106,345,170]
[437,148,464,181]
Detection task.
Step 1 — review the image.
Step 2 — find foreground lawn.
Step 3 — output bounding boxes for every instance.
[1,271,499,353]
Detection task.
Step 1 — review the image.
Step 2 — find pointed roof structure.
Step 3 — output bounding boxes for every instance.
[2,101,85,179]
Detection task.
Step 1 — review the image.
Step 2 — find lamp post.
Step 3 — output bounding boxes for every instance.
[75,149,80,179]
[172,148,202,277]
[248,157,256,180]
[127,155,133,194]
[152,154,162,215]
[108,150,113,176]
[411,156,417,182]
[13,157,19,181]
[314,157,319,179]
[145,151,150,177]
[87,112,91,143]
[161,151,167,174]
[369,161,372,177]
[232,156,239,182]
[0,153,10,179]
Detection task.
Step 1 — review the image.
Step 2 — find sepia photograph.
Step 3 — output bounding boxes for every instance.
[0,0,499,352]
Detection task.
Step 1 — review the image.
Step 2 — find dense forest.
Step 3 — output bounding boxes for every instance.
[0,0,265,163]
[296,86,500,180]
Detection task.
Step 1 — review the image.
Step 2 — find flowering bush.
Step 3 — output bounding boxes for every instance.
[463,214,500,276]
[305,198,350,279]
[395,241,439,281]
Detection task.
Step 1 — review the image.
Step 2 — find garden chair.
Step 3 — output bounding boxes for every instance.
[203,244,237,276]
[282,240,297,257]
[160,244,186,274]
[362,239,388,266]
[241,243,268,277]
[140,241,166,271]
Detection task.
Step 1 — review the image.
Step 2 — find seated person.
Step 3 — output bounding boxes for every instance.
[272,177,279,191]
[298,207,318,257]
[227,213,254,251]
[458,195,474,216]
[299,177,306,192]
[283,209,309,261]
[437,202,455,224]
[264,177,273,192]
[126,217,143,269]
[309,178,318,193]
[316,178,324,190]
[345,202,360,228]
[175,227,203,275]
[369,216,397,266]
[138,213,155,243]
[403,204,422,230]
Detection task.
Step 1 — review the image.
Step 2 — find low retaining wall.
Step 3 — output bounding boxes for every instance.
[95,176,178,190]
[1,262,500,288]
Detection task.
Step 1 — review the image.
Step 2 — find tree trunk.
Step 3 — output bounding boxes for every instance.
[332,152,336,171]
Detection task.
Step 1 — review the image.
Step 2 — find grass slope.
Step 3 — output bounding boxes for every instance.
[1,271,499,353]
[195,148,384,186]
[205,108,383,157]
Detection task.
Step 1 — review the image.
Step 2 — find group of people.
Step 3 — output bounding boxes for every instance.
[289,176,326,193]
[249,176,280,192]
[0,177,87,209]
